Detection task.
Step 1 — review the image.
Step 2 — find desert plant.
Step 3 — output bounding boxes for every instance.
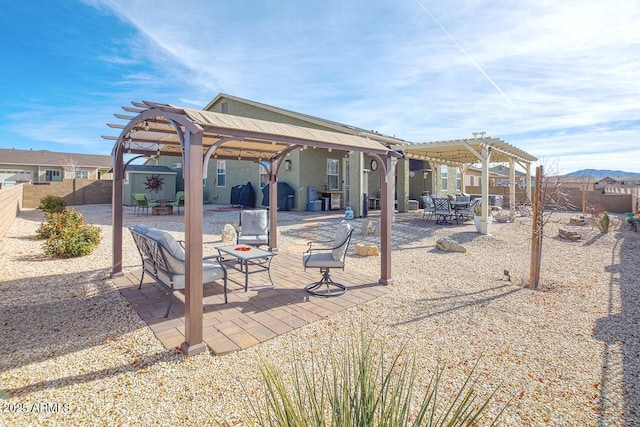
[37,195,66,213]
[473,206,482,216]
[598,211,610,234]
[243,329,508,426]
[36,209,101,257]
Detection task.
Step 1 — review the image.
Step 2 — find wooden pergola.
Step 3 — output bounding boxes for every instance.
[104,101,400,356]
[402,136,537,234]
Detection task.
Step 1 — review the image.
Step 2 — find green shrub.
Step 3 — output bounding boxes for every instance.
[37,195,66,213]
[36,209,101,257]
[243,328,508,426]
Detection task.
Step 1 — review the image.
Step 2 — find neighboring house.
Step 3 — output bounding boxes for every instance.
[547,175,597,190]
[0,148,112,186]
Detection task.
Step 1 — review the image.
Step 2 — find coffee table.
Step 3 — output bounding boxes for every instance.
[215,245,276,291]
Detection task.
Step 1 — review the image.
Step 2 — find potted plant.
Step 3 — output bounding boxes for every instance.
[473,206,492,233]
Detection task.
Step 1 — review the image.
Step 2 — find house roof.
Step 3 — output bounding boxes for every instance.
[205,93,411,147]
[105,101,396,163]
[0,148,112,168]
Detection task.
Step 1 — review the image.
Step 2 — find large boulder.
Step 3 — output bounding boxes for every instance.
[435,237,467,253]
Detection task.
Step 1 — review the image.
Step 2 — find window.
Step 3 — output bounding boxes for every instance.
[441,165,448,191]
[45,170,61,182]
[327,159,339,190]
[456,169,461,191]
[470,176,475,186]
[216,160,226,187]
[73,171,89,179]
[259,161,269,188]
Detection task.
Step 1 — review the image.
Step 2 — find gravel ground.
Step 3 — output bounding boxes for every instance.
[1,205,639,426]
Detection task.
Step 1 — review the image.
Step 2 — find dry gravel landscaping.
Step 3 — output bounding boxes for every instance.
[1,205,639,426]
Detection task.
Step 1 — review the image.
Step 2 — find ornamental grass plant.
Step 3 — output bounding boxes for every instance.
[243,327,508,426]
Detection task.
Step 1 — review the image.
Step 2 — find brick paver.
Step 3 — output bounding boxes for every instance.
[113,250,389,355]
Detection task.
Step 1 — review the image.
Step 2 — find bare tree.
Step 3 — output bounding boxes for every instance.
[60,156,80,179]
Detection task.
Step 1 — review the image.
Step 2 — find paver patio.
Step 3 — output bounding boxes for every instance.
[112,250,388,355]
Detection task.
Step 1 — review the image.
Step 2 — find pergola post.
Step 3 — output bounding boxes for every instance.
[509,158,516,220]
[480,146,491,234]
[268,159,279,252]
[379,153,395,285]
[180,130,207,356]
[111,145,124,278]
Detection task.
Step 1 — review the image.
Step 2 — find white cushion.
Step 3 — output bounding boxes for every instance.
[238,234,269,246]
[303,252,345,268]
[172,259,225,290]
[332,221,352,261]
[241,210,268,235]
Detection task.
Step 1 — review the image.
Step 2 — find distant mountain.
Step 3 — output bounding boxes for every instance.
[564,169,639,179]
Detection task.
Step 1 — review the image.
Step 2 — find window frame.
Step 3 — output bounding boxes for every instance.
[327,159,339,190]
[216,160,226,187]
[441,165,448,191]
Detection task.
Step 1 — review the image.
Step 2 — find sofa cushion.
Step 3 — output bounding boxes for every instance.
[172,259,225,290]
[143,227,185,274]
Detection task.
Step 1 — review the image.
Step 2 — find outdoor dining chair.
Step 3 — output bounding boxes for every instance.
[132,193,159,216]
[169,191,185,215]
[432,197,458,225]
[421,195,436,220]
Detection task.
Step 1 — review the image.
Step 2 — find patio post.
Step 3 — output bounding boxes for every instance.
[268,159,278,252]
[111,143,124,278]
[379,153,395,285]
[509,157,516,220]
[181,129,207,356]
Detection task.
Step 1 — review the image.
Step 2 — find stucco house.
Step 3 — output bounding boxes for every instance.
[0,148,112,186]
[154,94,446,216]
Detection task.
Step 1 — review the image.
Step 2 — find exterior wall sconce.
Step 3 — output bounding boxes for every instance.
[284,159,292,171]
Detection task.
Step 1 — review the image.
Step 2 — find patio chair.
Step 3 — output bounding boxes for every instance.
[237,209,269,247]
[129,225,228,317]
[421,195,436,220]
[132,193,159,216]
[457,198,480,221]
[169,191,185,215]
[432,197,458,225]
[302,220,353,296]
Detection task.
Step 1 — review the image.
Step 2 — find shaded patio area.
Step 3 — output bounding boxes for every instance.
[112,250,388,355]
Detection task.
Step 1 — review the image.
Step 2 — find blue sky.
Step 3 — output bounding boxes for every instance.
[1,0,639,174]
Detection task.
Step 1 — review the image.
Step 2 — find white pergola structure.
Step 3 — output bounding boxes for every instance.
[104,101,400,356]
[402,136,537,234]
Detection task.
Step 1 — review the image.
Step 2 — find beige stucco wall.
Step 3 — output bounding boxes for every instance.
[0,184,23,238]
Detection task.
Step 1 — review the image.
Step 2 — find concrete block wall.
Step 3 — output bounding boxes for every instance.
[22,179,113,209]
[0,184,23,238]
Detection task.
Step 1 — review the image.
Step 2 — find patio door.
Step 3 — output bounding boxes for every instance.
[342,158,350,209]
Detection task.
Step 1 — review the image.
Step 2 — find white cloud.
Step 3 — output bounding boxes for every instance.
[76,0,640,172]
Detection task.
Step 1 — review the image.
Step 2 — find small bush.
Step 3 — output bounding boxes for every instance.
[36,209,101,257]
[37,195,66,213]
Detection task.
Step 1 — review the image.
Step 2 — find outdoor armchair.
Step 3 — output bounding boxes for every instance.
[237,209,269,247]
[302,220,353,296]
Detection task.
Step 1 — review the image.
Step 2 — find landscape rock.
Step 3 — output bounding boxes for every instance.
[221,223,237,243]
[355,242,379,257]
[435,237,467,253]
